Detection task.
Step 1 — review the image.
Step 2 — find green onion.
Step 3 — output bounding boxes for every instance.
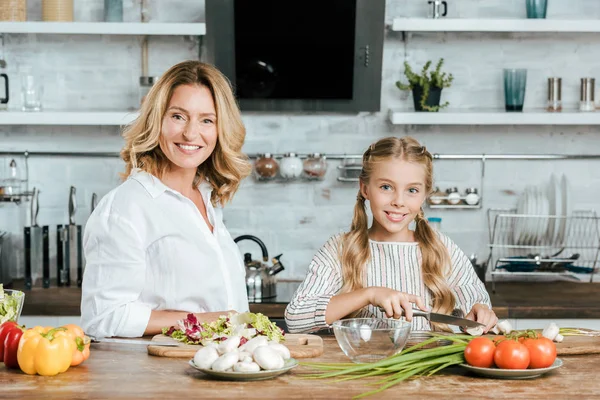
[300,334,472,399]
[559,327,600,337]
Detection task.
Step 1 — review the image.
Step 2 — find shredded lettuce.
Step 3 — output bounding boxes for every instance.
[0,284,23,325]
[162,311,285,345]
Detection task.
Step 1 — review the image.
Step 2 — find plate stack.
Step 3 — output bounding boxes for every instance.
[513,174,572,247]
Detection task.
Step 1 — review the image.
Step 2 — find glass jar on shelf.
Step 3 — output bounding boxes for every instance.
[428,186,444,205]
[302,153,327,180]
[279,152,303,180]
[464,188,480,205]
[446,187,461,205]
[254,153,279,181]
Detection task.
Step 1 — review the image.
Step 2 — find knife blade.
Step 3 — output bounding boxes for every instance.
[91,338,180,347]
[378,307,484,328]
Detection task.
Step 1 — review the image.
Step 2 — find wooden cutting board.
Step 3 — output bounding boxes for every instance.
[555,335,600,355]
[147,333,324,359]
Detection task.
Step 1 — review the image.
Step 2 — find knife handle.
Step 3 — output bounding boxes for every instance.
[377,306,428,318]
[69,186,77,225]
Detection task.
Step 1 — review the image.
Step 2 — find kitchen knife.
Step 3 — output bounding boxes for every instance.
[56,224,68,287]
[24,188,44,290]
[67,186,83,287]
[378,307,484,328]
[90,337,180,347]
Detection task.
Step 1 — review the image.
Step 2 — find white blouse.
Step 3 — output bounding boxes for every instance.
[81,170,248,339]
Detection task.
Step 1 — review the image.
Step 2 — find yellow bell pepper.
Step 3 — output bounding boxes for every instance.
[17,326,75,376]
[61,324,91,366]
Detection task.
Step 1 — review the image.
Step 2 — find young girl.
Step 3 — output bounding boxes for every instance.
[285,136,497,333]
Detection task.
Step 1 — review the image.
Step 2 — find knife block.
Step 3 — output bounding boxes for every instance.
[57,224,83,287]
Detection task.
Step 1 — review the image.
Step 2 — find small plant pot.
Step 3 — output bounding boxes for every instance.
[412,85,442,112]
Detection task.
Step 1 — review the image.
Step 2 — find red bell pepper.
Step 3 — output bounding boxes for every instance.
[0,321,25,369]
[0,321,18,360]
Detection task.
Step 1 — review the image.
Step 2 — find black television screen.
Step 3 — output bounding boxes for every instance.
[205,0,385,112]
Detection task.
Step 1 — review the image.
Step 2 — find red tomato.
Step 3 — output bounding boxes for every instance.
[464,337,496,368]
[522,337,557,369]
[494,340,530,369]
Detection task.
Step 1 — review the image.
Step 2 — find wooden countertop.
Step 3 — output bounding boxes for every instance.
[0,335,598,398]
[11,280,600,319]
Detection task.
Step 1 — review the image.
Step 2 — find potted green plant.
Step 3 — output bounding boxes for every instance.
[396,59,454,112]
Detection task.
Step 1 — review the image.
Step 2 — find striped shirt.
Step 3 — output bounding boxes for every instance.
[284,233,492,333]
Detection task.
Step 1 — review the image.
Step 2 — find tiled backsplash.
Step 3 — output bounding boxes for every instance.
[1,0,599,281]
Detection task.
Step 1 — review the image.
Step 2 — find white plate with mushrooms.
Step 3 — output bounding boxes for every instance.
[189,357,298,381]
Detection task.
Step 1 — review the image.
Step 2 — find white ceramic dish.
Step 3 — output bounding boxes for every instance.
[545,174,557,243]
[188,358,298,381]
[552,174,563,245]
[557,175,571,244]
[534,186,549,245]
[513,188,527,246]
[460,358,563,379]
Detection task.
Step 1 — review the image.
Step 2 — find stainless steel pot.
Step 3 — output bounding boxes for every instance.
[234,235,285,302]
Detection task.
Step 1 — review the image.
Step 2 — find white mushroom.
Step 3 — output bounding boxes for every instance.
[239,336,269,354]
[542,323,561,342]
[268,343,291,360]
[211,352,240,372]
[253,346,285,370]
[238,351,253,361]
[233,361,261,372]
[555,334,564,343]
[359,324,372,342]
[217,336,242,355]
[465,326,484,336]
[193,346,220,370]
[497,320,513,334]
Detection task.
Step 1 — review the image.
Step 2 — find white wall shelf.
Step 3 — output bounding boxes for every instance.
[391,18,600,33]
[388,109,600,125]
[0,111,139,125]
[0,22,206,35]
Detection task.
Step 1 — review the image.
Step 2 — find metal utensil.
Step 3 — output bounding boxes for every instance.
[378,307,484,328]
[24,188,43,289]
[90,337,180,347]
[67,186,83,287]
[57,186,83,287]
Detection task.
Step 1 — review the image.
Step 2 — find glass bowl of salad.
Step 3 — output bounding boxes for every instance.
[0,287,25,324]
[332,318,412,364]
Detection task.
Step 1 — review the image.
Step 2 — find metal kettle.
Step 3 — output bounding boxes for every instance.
[234,235,285,302]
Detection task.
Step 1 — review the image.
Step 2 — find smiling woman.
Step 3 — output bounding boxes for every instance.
[80,61,252,340]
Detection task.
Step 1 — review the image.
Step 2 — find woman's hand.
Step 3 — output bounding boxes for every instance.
[367,287,428,321]
[465,303,498,333]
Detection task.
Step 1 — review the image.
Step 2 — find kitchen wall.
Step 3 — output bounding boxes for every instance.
[1,0,599,281]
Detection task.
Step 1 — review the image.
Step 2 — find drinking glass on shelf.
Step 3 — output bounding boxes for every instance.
[504,69,527,112]
[526,0,548,19]
[20,71,43,112]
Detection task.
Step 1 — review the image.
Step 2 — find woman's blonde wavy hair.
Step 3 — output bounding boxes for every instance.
[340,136,455,331]
[121,60,251,206]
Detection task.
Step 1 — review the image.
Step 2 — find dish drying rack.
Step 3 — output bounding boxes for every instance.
[487,208,600,290]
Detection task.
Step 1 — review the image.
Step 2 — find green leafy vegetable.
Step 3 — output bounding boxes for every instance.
[162,311,285,346]
[0,284,23,325]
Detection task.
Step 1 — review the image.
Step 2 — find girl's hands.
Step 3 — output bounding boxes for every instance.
[465,303,498,333]
[367,287,428,321]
